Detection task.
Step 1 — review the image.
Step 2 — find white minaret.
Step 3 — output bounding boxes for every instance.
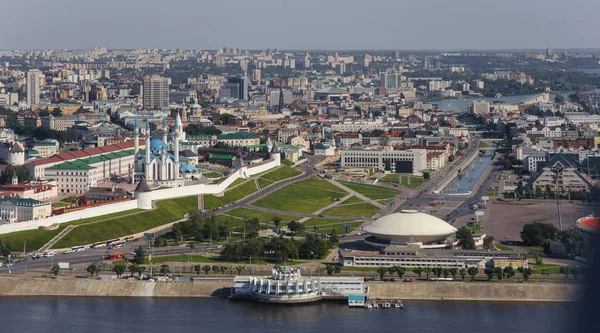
[134,119,139,160]
[162,117,168,146]
[174,111,181,179]
[145,119,151,181]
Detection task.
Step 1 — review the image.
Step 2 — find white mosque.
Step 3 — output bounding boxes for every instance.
[131,112,190,187]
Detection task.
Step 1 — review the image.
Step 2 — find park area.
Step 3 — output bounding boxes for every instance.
[322,196,379,217]
[338,180,400,203]
[253,177,348,214]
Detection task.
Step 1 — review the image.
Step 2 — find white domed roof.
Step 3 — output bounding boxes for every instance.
[364,210,457,237]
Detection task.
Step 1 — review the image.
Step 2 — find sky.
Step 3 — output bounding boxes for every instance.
[2,0,599,51]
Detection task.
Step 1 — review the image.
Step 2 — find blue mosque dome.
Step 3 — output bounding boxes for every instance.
[150,138,168,151]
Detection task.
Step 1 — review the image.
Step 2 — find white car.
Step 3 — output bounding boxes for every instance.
[63,249,74,254]
[44,251,57,257]
[31,253,44,258]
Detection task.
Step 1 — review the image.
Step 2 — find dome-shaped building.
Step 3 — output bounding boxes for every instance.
[363,210,457,249]
[150,138,168,152]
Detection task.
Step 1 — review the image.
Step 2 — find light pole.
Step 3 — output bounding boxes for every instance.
[552,166,563,231]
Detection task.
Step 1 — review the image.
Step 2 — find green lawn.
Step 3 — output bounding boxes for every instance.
[322,199,379,217]
[216,208,299,230]
[485,188,499,196]
[338,180,400,200]
[253,177,347,214]
[301,218,363,235]
[52,198,199,249]
[52,202,68,208]
[204,180,258,210]
[495,244,514,251]
[144,254,223,264]
[380,174,425,189]
[204,172,222,178]
[257,165,302,185]
[227,178,248,189]
[0,209,144,251]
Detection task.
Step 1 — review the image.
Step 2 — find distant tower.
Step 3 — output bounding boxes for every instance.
[134,119,139,159]
[174,112,181,179]
[162,117,168,146]
[279,87,284,112]
[11,175,18,185]
[271,144,281,166]
[546,47,553,57]
[144,120,151,181]
[543,114,548,127]
[8,142,25,166]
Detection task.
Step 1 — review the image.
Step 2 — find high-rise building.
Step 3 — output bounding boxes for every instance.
[226,75,249,100]
[26,69,41,106]
[471,101,490,115]
[252,69,262,84]
[423,57,430,69]
[379,72,403,89]
[142,75,169,109]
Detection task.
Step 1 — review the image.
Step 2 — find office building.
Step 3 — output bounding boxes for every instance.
[340,148,427,175]
[26,69,41,106]
[224,75,249,100]
[142,75,169,109]
[470,101,490,115]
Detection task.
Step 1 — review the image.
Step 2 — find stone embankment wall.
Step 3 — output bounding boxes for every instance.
[0,277,580,302]
[0,277,232,298]
[366,282,580,302]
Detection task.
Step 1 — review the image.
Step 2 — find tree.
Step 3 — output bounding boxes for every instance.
[413,267,424,278]
[559,267,569,282]
[520,223,558,247]
[459,268,467,281]
[132,246,146,265]
[326,264,335,276]
[334,265,341,274]
[432,267,443,279]
[160,264,170,276]
[235,265,246,275]
[377,267,387,280]
[540,269,549,280]
[456,227,476,250]
[482,236,495,251]
[449,268,458,280]
[422,172,430,180]
[113,263,125,278]
[503,266,515,279]
[0,239,11,258]
[51,107,63,117]
[272,216,282,229]
[137,266,146,279]
[448,155,455,163]
[329,228,339,247]
[570,267,578,280]
[194,265,202,276]
[494,267,503,280]
[202,265,211,275]
[468,267,478,281]
[243,218,261,239]
[484,267,495,281]
[51,264,60,276]
[442,268,450,279]
[86,263,99,277]
[128,264,139,277]
[395,267,406,279]
[424,267,432,280]
[554,94,565,104]
[286,220,305,234]
[517,267,532,281]
[212,265,220,275]
[299,233,329,259]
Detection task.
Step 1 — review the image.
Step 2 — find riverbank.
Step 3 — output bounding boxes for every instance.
[0,277,580,302]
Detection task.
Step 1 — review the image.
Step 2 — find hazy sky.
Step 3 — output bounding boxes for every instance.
[2,0,599,50]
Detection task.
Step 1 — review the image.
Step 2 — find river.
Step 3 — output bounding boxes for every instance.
[432,93,559,111]
[0,297,574,333]
[445,149,495,195]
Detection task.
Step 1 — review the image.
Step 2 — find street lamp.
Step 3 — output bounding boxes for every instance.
[551,166,564,231]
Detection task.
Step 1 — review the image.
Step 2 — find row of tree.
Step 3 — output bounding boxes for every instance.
[520,222,593,259]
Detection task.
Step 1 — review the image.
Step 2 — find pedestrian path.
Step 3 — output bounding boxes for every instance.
[327,179,386,209]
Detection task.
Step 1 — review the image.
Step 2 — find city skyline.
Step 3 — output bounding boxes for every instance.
[2,0,599,51]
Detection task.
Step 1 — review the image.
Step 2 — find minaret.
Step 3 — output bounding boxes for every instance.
[134,119,139,160]
[162,117,168,146]
[145,119,151,181]
[174,111,181,179]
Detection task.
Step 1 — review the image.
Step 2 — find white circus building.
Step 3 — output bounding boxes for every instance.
[363,210,458,249]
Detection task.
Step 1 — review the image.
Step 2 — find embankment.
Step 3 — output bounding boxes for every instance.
[366,282,580,302]
[0,277,581,302]
[0,277,232,298]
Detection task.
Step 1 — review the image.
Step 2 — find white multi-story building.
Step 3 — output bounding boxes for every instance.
[330,120,388,132]
[26,69,41,106]
[470,101,490,115]
[0,197,52,223]
[340,148,427,175]
[142,75,169,109]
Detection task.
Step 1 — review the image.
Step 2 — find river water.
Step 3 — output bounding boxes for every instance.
[0,297,573,333]
[433,93,559,111]
[445,150,495,195]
